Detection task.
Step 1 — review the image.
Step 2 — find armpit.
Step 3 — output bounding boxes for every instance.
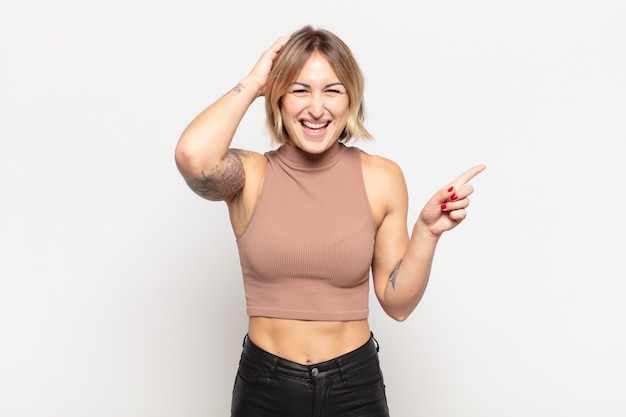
[187,149,248,201]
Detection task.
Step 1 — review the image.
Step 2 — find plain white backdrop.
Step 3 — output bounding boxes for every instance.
[1,1,625,416]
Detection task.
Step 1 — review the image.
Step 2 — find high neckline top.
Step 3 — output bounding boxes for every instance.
[236,141,376,321]
[273,141,344,171]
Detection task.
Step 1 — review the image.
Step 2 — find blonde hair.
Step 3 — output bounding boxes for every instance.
[265,26,373,145]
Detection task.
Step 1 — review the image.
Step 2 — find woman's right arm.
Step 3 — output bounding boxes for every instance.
[175,35,290,202]
[175,76,261,201]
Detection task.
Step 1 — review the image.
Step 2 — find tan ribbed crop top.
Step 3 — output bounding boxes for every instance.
[236,141,377,321]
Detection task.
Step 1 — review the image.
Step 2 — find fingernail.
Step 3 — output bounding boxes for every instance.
[441,204,447,210]
[451,194,458,201]
[447,187,454,193]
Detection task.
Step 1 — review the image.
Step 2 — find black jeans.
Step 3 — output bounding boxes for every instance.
[231,333,390,417]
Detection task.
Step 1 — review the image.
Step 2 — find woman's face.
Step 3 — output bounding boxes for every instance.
[280,52,349,154]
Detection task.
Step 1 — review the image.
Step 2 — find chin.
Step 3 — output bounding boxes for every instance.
[286,130,339,154]
[301,141,333,154]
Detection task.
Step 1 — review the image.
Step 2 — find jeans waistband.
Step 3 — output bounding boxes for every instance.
[241,332,380,380]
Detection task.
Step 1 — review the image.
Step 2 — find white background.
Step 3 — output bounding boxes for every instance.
[1,1,625,416]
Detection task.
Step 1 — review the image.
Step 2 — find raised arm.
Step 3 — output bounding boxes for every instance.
[174,35,290,201]
[372,163,486,321]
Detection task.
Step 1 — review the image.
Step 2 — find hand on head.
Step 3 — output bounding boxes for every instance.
[248,34,291,97]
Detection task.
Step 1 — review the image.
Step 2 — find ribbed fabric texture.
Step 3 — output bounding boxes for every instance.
[236,141,376,321]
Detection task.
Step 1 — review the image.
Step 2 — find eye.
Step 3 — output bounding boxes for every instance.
[325,89,344,95]
[290,88,310,97]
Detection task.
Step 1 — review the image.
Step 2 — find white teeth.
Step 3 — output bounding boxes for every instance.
[302,121,328,129]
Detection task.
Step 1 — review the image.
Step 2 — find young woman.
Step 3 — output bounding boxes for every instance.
[175,25,485,417]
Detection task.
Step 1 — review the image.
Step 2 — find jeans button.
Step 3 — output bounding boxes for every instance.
[311,367,319,378]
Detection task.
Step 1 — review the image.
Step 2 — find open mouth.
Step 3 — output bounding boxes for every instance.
[301,120,330,130]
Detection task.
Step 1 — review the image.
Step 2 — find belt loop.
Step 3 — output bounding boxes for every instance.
[371,332,380,352]
[336,358,350,386]
[269,356,278,379]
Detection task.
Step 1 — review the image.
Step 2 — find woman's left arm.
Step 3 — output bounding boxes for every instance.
[371,162,486,321]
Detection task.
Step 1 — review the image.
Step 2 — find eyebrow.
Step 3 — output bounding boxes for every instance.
[292,81,344,88]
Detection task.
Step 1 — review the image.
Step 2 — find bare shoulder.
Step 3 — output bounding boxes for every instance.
[359,152,408,225]
[235,148,267,171]
[360,152,407,189]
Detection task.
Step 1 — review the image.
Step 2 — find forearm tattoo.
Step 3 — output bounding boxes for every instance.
[232,83,244,93]
[388,259,403,289]
[188,149,250,200]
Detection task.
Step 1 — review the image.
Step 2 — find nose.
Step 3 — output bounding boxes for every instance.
[307,92,325,118]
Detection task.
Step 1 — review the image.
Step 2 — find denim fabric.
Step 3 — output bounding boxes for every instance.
[231,333,390,417]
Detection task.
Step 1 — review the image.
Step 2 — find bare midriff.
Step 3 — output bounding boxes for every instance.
[248,317,372,365]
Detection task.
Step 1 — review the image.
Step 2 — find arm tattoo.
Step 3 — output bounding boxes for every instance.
[188,149,250,201]
[232,83,244,93]
[388,260,403,289]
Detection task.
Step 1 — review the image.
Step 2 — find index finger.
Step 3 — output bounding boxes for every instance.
[452,163,486,187]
